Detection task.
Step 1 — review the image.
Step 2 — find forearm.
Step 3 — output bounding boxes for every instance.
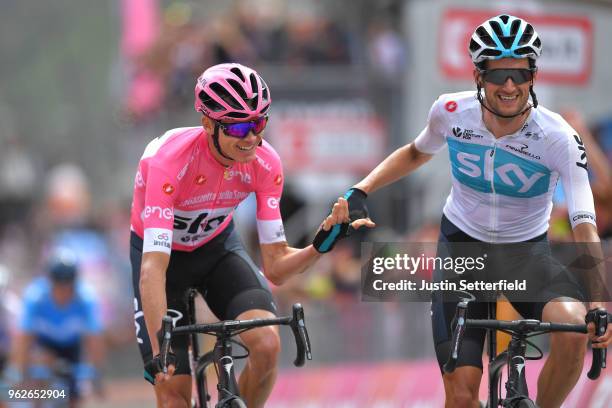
[572,224,608,309]
[139,265,168,355]
[10,332,32,372]
[263,244,321,285]
[85,335,105,367]
[354,143,432,194]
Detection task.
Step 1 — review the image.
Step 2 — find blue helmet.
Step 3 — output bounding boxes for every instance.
[47,250,79,283]
[469,14,542,65]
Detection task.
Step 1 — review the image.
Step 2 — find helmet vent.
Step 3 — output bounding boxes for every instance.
[533,37,541,48]
[490,21,504,39]
[227,79,247,100]
[500,36,514,49]
[210,82,243,110]
[510,19,521,35]
[259,76,270,102]
[499,15,510,24]
[476,27,495,47]
[224,112,250,119]
[481,49,502,58]
[230,67,246,82]
[469,39,480,52]
[260,103,270,114]
[249,73,258,94]
[515,47,533,56]
[199,90,225,112]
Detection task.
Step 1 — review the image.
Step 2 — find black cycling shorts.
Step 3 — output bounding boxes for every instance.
[130,221,277,382]
[431,214,585,373]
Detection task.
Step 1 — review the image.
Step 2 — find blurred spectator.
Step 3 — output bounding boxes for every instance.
[0,136,37,234]
[366,18,405,79]
[125,0,355,121]
[7,250,104,405]
[551,111,612,241]
[35,163,134,346]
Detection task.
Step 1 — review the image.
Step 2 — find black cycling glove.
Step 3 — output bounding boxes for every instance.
[144,352,177,385]
[313,188,369,253]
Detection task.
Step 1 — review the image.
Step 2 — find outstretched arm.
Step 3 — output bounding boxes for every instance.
[354,142,433,194]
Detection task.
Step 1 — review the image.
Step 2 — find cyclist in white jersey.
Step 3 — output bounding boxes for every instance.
[314,14,611,408]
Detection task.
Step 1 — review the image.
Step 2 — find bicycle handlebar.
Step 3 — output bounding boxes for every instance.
[587,308,608,380]
[160,303,312,371]
[443,298,608,380]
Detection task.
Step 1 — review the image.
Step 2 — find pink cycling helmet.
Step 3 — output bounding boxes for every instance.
[194,63,271,122]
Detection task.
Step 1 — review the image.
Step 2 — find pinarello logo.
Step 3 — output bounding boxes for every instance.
[157,232,169,240]
[162,183,175,195]
[195,175,206,185]
[445,101,457,112]
[274,175,282,185]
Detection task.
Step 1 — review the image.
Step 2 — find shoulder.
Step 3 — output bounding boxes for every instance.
[75,282,99,305]
[23,278,50,305]
[429,91,478,120]
[141,127,203,162]
[531,106,576,145]
[254,140,282,173]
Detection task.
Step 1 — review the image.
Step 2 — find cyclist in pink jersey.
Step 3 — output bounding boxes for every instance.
[130,63,347,408]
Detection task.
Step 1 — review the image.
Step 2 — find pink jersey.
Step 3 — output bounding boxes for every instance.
[130,127,286,253]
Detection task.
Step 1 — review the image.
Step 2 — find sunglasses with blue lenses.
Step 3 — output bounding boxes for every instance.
[479,68,536,85]
[216,116,269,139]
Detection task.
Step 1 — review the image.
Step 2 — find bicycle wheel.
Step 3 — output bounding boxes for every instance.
[195,352,215,408]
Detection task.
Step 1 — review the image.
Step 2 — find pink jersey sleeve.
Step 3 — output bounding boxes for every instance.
[254,142,286,243]
[140,163,178,253]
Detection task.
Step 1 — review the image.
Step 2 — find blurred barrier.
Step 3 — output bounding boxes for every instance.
[266,356,611,407]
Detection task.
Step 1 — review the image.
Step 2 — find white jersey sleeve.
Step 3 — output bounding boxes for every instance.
[414,96,448,154]
[548,124,596,229]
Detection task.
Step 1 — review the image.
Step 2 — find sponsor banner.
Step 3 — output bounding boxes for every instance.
[439,8,593,85]
[361,242,611,302]
[263,357,610,406]
[267,102,386,173]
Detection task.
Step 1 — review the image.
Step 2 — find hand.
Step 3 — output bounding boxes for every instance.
[313,188,375,253]
[144,352,177,385]
[585,307,612,348]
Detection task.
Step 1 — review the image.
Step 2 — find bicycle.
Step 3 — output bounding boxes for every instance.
[160,289,312,408]
[444,291,608,408]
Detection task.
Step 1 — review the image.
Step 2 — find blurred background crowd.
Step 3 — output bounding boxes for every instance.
[0,0,611,406]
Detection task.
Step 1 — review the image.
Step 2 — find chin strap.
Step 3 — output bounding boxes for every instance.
[212,123,235,162]
[476,83,537,119]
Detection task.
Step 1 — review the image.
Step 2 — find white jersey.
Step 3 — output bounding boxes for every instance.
[414,91,596,243]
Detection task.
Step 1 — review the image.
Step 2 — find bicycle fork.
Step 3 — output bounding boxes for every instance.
[215,337,240,405]
[503,337,529,406]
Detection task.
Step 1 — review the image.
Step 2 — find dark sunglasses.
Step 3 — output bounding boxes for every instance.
[479,68,535,85]
[216,116,269,139]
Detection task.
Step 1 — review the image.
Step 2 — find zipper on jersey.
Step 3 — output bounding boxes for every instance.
[487,143,497,242]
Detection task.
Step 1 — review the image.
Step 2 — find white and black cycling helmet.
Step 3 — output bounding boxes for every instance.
[469,14,542,67]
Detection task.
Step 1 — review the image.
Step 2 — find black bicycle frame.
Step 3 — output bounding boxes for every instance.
[486,303,530,407]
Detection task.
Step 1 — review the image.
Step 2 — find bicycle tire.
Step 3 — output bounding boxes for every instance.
[195,352,215,408]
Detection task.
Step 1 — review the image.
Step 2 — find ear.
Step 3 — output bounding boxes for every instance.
[201,115,214,135]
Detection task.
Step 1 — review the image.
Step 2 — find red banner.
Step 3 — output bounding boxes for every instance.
[439,8,593,85]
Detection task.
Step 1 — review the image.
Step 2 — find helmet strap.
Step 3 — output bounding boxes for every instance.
[212,123,235,162]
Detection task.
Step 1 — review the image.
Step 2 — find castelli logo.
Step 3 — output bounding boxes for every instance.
[195,175,206,185]
[274,174,282,185]
[445,101,457,112]
[162,183,175,195]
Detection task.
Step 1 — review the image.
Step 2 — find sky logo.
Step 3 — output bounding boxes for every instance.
[448,139,550,198]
